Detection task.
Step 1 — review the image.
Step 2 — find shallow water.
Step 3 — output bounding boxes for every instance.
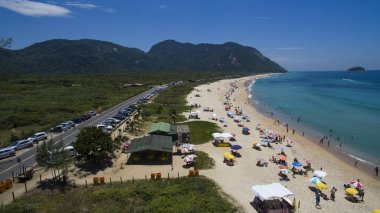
[250,71,380,167]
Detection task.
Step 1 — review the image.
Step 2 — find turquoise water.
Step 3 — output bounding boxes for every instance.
[250,71,380,167]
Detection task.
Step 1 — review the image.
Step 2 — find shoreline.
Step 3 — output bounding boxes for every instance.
[186,74,380,212]
[245,75,379,180]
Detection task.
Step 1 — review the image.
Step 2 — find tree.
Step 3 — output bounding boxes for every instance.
[36,139,72,183]
[75,126,114,163]
[0,37,12,49]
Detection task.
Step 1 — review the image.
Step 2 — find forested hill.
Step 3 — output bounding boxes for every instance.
[0,39,286,75]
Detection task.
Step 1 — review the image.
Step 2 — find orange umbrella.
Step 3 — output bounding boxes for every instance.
[279,155,287,161]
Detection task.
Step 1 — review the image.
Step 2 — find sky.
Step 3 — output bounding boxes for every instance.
[1,0,380,71]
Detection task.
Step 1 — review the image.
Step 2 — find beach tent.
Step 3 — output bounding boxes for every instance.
[251,183,293,201]
[309,177,322,184]
[313,170,327,178]
[212,133,233,139]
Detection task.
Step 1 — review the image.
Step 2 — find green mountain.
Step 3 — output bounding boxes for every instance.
[0,39,286,74]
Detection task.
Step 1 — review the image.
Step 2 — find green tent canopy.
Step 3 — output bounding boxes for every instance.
[126,135,173,153]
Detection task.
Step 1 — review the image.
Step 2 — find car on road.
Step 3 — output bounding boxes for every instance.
[27,132,48,142]
[72,117,84,124]
[51,124,68,133]
[0,147,16,159]
[8,139,34,150]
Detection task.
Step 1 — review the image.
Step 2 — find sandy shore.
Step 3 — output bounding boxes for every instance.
[185,75,380,213]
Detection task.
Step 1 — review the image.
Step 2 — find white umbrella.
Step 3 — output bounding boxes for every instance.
[313,170,327,178]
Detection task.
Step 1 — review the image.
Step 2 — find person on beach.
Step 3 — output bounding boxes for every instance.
[330,187,337,201]
[292,129,295,135]
[375,166,379,176]
[339,142,342,148]
[315,192,321,208]
[355,160,358,167]
[358,188,364,202]
[327,141,330,147]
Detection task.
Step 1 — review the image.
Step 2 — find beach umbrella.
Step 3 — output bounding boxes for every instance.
[309,177,322,184]
[345,187,359,195]
[278,155,287,161]
[231,145,242,150]
[315,182,328,190]
[212,113,217,117]
[278,165,288,169]
[374,209,380,213]
[313,170,327,178]
[281,169,291,174]
[350,181,363,189]
[292,162,302,167]
[183,156,192,163]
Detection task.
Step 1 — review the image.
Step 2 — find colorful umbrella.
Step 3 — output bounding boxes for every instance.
[350,181,363,189]
[279,155,287,161]
[345,187,359,195]
[281,169,291,174]
[315,182,328,190]
[292,162,302,167]
[231,145,242,150]
[309,177,322,184]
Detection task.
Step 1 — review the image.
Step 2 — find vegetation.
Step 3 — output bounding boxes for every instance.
[195,150,216,170]
[2,177,242,213]
[140,82,197,123]
[75,127,114,163]
[184,121,221,145]
[36,139,72,183]
[0,38,286,74]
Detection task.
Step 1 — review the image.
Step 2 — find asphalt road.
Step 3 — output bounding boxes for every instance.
[0,87,157,180]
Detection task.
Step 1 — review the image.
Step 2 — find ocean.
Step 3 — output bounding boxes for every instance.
[250,71,380,168]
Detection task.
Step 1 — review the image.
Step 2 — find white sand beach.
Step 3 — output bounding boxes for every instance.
[185,75,380,213]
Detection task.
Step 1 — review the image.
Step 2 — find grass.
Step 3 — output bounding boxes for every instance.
[183,121,221,145]
[0,72,230,147]
[195,150,216,170]
[140,82,197,123]
[2,177,242,213]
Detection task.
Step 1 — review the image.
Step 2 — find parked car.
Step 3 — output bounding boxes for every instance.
[106,118,120,124]
[0,147,16,159]
[63,146,78,156]
[97,124,113,133]
[8,139,33,150]
[51,125,63,133]
[27,132,48,142]
[61,123,70,131]
[72,117,83,124]
[88,111,97,116]
[65,121,75,128]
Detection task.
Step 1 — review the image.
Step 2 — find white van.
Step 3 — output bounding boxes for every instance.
[28,132,48,143]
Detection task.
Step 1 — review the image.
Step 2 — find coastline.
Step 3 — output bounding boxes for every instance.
[186,74,380,212]
[246,74,380,180]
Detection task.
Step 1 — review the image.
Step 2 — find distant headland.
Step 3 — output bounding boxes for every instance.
[347,66,365,72]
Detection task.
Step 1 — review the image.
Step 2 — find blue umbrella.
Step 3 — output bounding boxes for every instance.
[292,161,302,167]
[309,177,322,184]
[231,145,242,150]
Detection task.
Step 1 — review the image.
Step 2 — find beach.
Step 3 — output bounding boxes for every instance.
[185,75,380,213]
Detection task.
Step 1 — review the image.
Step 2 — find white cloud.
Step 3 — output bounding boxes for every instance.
[159,4,166,9]
[275,47,304,50]
[0,0,71,17]
[65,1,97,9]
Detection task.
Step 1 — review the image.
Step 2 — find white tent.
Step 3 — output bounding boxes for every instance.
[251,183,293,201]
[212,133,233,139]
[313,170,327,178]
